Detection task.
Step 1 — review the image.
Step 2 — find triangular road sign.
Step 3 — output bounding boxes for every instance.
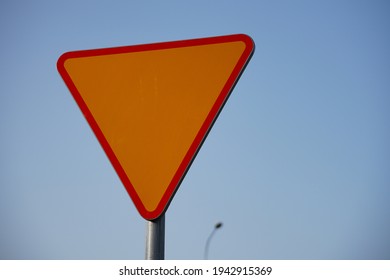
[57,34,254,220]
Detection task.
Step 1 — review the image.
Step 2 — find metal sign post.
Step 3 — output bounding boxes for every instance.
[145,214,165,260]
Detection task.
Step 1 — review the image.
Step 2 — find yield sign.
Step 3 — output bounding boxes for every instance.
[57,34,254,220]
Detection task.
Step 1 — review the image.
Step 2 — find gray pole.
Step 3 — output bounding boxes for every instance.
[204,222,223,259]
[145,214,165,260]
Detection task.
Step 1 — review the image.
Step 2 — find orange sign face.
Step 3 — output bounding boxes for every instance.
[57,34,254,220]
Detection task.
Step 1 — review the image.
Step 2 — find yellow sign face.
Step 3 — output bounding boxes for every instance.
[57,34,254,220]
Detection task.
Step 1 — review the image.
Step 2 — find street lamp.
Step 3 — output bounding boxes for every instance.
[204,222,223,259]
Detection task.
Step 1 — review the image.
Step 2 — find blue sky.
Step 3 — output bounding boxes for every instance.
[1,0,389,259]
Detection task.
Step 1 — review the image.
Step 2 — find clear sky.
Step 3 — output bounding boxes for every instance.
[1,0,389,260]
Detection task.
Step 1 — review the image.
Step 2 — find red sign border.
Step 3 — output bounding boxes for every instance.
[57,34,255,220]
